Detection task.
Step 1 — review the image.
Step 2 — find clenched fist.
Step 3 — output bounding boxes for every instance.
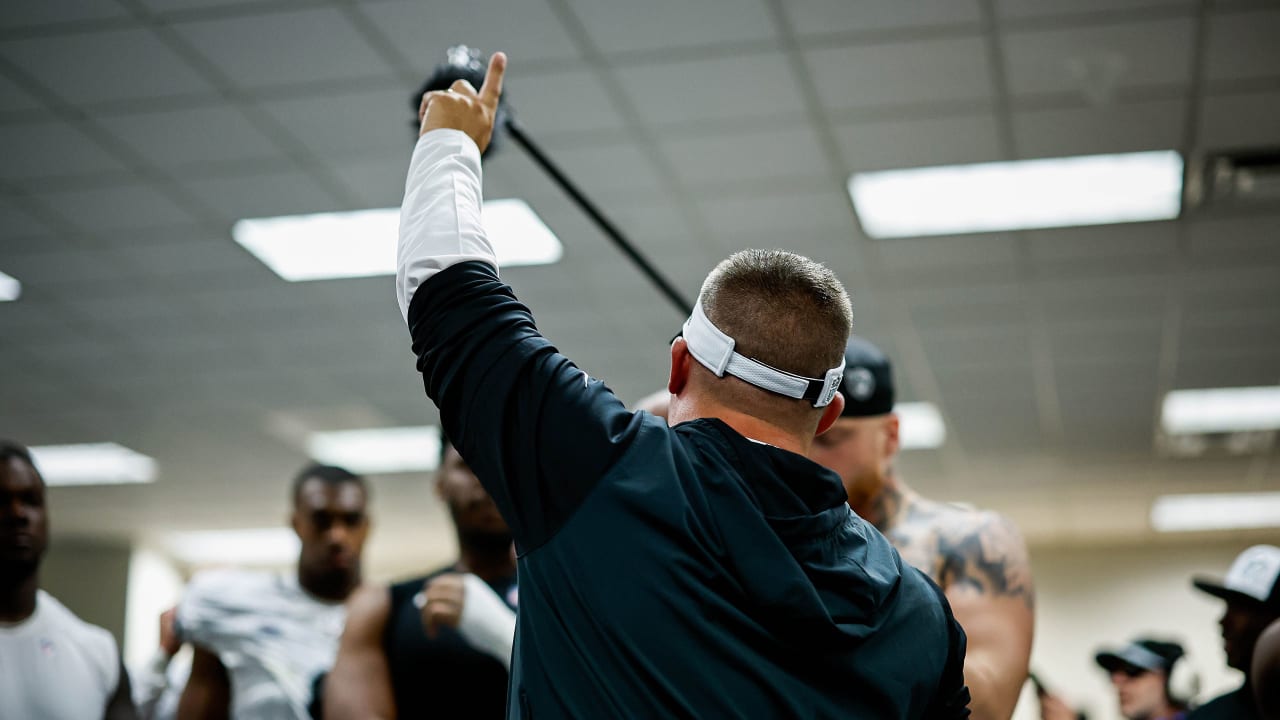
[417,51,507,154]
[417,572,468,639]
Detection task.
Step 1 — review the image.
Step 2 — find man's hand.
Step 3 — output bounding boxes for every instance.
[159,606,181,657]
[417,572,468,639]
[417,51,507,153]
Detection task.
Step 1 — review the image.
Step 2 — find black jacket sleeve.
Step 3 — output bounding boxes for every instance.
[924,578,972,718]
[407,261,645,551]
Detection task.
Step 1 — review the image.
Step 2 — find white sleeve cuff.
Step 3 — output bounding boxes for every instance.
[457,573,516,669]
[396,128,498,323]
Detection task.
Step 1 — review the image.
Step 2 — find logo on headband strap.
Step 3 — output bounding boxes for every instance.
[681,300,844,408]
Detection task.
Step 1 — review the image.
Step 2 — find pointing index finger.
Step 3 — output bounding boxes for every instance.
[479,51,507,107]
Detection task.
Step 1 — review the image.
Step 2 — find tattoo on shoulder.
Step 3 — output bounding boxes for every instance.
[937,513,1034,608]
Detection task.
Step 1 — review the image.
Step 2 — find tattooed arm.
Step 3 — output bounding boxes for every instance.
[937,511,1035,720]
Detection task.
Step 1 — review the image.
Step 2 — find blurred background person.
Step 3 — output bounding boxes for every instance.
[176,464,370,720]
[132,607,188,720]
[1187,545,1280,720]
[1038,637,1192,720]
[324,434,516,719]
[808,337,1034,720]
[0,440,137,720]
[1254,618,1280,719]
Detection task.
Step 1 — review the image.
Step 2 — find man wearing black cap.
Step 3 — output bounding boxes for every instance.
[395,52,970,718]
[1187,544,1280,720]
[808,336,1034,720]
[1094,638,1191,720]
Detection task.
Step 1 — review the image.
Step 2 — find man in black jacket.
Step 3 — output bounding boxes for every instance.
[397,51,970,719]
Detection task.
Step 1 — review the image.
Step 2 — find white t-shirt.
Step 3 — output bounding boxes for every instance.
[0,590,121,720]
[178,569,346,720]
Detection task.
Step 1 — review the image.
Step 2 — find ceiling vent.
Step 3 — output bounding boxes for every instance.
[1186,147,1280,210]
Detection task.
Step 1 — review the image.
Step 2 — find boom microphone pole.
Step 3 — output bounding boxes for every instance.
[413,46,694,316]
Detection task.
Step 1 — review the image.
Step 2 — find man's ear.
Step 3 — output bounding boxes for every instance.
[668,337,691,396]
[883,412,901,458]
[815,392,845,437]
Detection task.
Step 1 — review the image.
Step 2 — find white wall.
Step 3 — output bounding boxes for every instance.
[1011,537,1277,720]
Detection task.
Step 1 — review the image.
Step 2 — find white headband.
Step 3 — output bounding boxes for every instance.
[681,299,844,408]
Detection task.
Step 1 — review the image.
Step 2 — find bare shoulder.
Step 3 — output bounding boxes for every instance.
[344,583,392,635]
[932,504,1034,607]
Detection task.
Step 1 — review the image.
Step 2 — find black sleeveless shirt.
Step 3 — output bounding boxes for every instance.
[383,566,517,719]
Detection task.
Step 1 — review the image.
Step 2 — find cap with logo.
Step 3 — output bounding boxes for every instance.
[1095,638,1184,674]
[1192,544,1280,610]
[838,336,895,418]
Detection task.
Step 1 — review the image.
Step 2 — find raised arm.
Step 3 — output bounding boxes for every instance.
[940,513,1035,720]
[325,584,395,720]
[177,646,231,720]
[398,52,644,550]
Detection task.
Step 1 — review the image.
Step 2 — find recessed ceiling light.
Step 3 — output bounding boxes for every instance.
[29,442,156,486]
[165,527,300,566]
[1151,492,1280,532]
[307,426,441,475]
[232,199,562,282]
[0,271,21,302]
[848,150,1184,238]
[1161,385,1280,435]
[896,402,946,449]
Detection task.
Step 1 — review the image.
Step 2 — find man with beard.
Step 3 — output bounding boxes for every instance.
[807,337,1034,720]
[0,440,138,720]
[1187,545,1280,720]
[324,434,517,719]
[177,464,370,720]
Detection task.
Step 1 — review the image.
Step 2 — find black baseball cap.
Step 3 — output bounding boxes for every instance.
[1095,638,1184,674]
[838,336,894,418]
[1192,545,1280,611]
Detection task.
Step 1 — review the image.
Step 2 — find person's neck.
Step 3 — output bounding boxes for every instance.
[668,397,811,455]
[456,541,516,583]
[0,572,39,623]
[868,471,918,534]
[297,568,358,603]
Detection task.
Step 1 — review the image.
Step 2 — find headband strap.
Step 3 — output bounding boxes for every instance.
[681,299,844,408]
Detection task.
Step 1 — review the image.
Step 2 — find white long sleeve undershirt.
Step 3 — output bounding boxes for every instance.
[396,129,498,324]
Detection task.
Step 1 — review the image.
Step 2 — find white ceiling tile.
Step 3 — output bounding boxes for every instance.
[139,0,323,10]
[0,28,216,104]
[877,233,1020,271]
[172,7,395,89]
[0,120,128,181]
[1003,18,1195,99]
[504,68,630,136]
[996,0,1193,18]
[0,74,42,112]
[1186,212,1280,265]
[258,84,411,158]
[0,199,54,240]
[1198,90,1280,149]
[326,151,410,208]
[566,0,775,54]
[697,188,853,241]
[1027,221,1178,262]
[183,168,342,223]
[905,282,1026,328]
[358,0,580,66]
[533,141,666,198]
[805,36,993,111]
[0,0,129,27]
[784,0,982,36]
[614,52,806,127]
[97,106,285,170]
[1012,99,1185,158]
[660,125,829,187]
[34,184,195,231]
[834,113,1003,171]
[1204,9,1280,82]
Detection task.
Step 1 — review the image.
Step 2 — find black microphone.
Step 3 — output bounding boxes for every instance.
[409,45,509,158]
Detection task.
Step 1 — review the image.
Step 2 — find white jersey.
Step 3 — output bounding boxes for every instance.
[178,569,346,720]
[0,590,120,720]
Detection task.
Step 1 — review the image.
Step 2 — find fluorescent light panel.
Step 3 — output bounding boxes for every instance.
[308,426,441,475]
[1161,385,1280,435]
[849,150,1183,238]
[1151,492,1280,532]
[895,402,946,449]
[0,271,21,301]
[166,527,300,566]
[29,443,156,486]
[233,199,562,282]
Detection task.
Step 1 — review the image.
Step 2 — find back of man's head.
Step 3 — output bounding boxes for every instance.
[695,249,852,428]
